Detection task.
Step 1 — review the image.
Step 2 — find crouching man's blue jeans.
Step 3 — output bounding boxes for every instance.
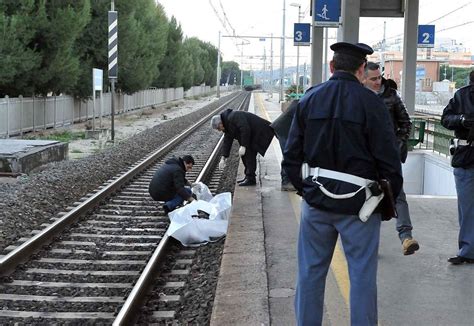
[165,187,192,211]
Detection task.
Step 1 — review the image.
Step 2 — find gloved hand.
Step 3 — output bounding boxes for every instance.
[239,146,246,156]
[218,157,227,170]
[191,182,202,192]
[461,114,474,128]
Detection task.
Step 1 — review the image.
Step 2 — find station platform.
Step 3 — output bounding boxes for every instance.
[211,92,474,326]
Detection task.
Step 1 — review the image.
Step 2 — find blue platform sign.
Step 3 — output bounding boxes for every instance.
[294,23,311,46]
[314,0,341,27]
[418,25,435,48]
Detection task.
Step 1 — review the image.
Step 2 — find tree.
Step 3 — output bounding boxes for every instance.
[181,46,195,90]
[72,0,109,98]
[183,38,205,86]
[201,41,218,87]
[221,61,240,86]
[154,16,184,88]
[439,65,472,88]
[0,1,41,97]
[30,0,91,96]
[115,0,168,94]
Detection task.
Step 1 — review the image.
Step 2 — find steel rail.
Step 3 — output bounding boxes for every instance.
[112,92,251,325]
[0,93,245,276]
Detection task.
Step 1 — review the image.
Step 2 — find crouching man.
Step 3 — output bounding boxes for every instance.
[149,155,195,214]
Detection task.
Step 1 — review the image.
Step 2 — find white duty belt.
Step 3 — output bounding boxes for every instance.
[457,139,473,146]
[301,163,374,199]
[301,163,384,222]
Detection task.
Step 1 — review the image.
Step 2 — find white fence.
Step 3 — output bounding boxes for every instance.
[0,85,232,138]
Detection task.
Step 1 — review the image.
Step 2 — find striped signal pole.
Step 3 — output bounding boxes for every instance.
[108,1,118,141]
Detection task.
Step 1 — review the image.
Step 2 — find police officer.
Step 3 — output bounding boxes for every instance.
[441,70,474,265]
[283,42,403,325]
[211,110,274,186]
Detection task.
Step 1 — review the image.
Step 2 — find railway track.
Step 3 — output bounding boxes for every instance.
[0,92,250,325]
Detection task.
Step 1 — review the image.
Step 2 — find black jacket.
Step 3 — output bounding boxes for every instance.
[441,84,474,168]
[379,78,412,162]
[379,78,412,141]
[271,100,298,141]
[283,71,402,215]
[149,157,190,201]
[220,109,274,157]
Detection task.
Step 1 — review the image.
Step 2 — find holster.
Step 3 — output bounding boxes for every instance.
[379,179,397,221]
[358,182,384,222]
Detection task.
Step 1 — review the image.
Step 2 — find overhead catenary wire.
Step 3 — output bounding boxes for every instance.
[436,20,474,33]
[371,1,472,46]
[218,0,236,36]
[208,0,240,50]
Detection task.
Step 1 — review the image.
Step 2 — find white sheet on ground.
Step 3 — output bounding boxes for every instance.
[166,183,232,246]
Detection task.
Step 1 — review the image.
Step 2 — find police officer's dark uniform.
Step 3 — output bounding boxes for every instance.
[220,109,274,186]
[282,42,403,325]
[441,73,474,265]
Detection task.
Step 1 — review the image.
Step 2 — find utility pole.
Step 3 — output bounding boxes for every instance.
[291,3,301,93]
[240,42,244,89]
[108,0,118,142]
[216,31,221,98]
[296,5,300,93]
[280,0,286,102]
[323,28,328,81]
[263,47,267,92]
[381,21,386,73]
[270,33,274,98]
[303,62,307,91]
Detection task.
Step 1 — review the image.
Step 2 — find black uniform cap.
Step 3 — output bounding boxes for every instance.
[330,42,374,59]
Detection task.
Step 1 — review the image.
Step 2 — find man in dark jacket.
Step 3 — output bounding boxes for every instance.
[364,61,419,256]
[283,42,402,325]
[211,109,274,186]
[441,70,474,265]
[149,155,195,213]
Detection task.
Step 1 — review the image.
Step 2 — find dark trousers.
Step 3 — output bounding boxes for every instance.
[241,148,257,181]
[165,188,192,211]
[277,136,289,183]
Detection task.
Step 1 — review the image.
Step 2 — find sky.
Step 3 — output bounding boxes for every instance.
[156,0,473,70]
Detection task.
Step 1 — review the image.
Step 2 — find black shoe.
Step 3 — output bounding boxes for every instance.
[238,179,256,186]
[448,255,474,265]
[237,177,246,183]
[162,205,170,215]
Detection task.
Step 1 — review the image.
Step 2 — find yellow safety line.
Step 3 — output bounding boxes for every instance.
[255,92,351,308]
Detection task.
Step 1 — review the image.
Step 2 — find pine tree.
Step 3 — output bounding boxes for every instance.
[0,1,41,97]
[115,0,168,94]
[30,0,91,96]
[154,16,184,88]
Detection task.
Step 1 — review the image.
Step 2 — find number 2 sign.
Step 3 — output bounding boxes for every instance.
[418,25,435,48]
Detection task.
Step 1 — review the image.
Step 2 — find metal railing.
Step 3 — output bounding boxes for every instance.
[410,115,454,157]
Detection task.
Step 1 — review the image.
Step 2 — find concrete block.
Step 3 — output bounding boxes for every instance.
[0,139,68,174]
